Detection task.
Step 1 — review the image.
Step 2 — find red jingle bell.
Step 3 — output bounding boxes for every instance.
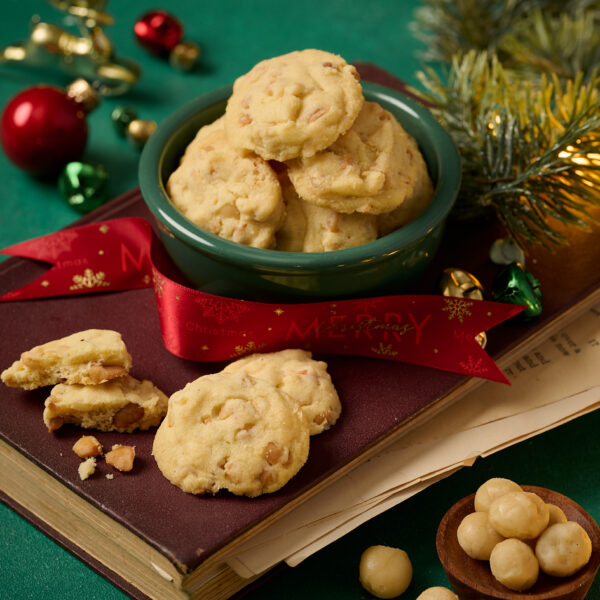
[1,84,91,176]
[134,10,184,56]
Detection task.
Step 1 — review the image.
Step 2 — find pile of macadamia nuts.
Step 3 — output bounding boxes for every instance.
[457,477,593,591]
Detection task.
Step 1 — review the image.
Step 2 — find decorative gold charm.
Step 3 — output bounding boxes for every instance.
[126,119,157,149]
[0,1,140,96]
[439,268,487,348]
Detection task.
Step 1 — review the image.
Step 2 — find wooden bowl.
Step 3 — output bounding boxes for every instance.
[436,485,600,600]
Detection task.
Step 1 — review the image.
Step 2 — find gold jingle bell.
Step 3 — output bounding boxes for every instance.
[439,268,487,349]
[126,119,157,149]
[169,41,201,71]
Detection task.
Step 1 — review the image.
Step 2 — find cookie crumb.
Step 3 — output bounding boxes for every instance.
[105,445,135,472]
[105,474,114,480]
[72,435,103,458]
[78,457,96,480]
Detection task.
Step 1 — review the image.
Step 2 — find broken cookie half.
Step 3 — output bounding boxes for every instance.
[1,329,132,390]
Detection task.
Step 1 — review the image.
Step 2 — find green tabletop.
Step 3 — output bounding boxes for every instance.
[1,2,599,600]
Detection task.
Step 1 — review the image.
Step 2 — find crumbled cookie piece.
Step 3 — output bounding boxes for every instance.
[1,329,132,390]
[153,372,310,497]
[43,375,168,433]
[78,457,97,480]
[105,445,135,472]
[72,435,103,458]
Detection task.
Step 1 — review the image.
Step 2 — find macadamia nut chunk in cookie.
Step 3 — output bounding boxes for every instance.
[167,117,285,249]
[152,372,310,497]
[224,349,341,435]
[43,375,168,433]
[1,329,132,390]
[286,101,433,216]
[224,49,364,161]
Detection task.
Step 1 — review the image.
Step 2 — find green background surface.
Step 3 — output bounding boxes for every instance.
[1,2,599,599]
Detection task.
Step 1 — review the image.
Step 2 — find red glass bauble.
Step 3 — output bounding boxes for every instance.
[134,10,184,55]
[1,86,88,176]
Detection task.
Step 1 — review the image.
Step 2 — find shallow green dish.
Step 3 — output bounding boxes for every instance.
[139,82,461,301]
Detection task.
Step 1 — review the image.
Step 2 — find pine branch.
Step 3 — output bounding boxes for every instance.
[412,0,600,82]
[417,52,600,249]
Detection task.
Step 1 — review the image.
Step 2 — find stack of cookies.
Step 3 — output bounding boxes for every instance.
[153,349,341,497]
[0,329,168,434]
[167,49,434,252]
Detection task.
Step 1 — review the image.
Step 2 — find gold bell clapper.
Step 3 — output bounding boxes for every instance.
[0,0,140,96]
[439,268,487,349]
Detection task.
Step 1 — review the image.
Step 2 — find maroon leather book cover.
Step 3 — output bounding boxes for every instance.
[1,65,599,584]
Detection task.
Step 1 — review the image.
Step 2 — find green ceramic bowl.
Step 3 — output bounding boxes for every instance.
[139,82,461,301]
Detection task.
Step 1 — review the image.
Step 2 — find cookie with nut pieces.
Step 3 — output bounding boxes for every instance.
[43,375,168,433]
[224,49,364,161]
[152,372,310,497]
[1,329,132,390]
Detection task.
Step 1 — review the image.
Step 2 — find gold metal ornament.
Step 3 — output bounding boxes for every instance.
[169,41,201,71]
[126,119,157,149]
[439,268,487,348]
[0,1,140,96]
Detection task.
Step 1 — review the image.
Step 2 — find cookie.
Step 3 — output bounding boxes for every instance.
[1,329,132,390]
[376,134,434,235]
[152,372,310,497]
[224,49,364,161]
[276,173,377,252]
[287,101,431,215]
[43,375,168,433]
[224,349,341,435]
[167,116,285,249]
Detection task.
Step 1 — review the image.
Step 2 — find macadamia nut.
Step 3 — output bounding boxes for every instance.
[457,511,505,560]
[488,491,549,539]
[359,545,412,599]
[474,477,522,512]
[416,587,458,599]
[490,538,539,591]
[535,521,592,577]
[546,503,567,526]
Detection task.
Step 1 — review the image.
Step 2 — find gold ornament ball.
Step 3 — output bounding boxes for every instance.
[169,41,201,71]
[126,119,157,148]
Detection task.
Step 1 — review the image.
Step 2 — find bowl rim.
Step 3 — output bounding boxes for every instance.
[139,81,461,271]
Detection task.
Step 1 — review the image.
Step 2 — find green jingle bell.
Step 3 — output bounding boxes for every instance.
[58,162,109,214]
[491,262,543,319]
[111,105,138,137]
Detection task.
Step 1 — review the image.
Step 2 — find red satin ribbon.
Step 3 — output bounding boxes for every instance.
[1,217,524,383]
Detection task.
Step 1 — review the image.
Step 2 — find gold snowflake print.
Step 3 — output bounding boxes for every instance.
[99,225,110,234]
[70,269,110,290]
[442,297,473,323]
[230,341,266,358]
[153,270,166,298]
[370,342,398,357]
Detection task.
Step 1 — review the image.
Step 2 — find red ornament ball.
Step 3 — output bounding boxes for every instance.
[134,10,184,56]
[1,85,88,176]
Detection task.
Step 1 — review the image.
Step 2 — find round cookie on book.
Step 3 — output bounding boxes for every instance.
[224,49,364,161]
[152,372,310,497]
